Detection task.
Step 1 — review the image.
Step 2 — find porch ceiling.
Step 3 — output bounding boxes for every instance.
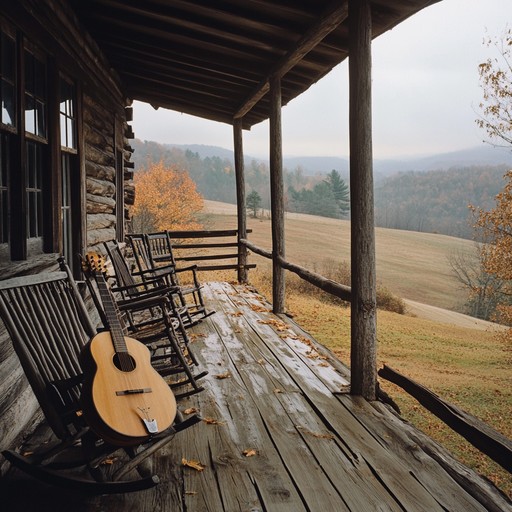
[68,0,440,129]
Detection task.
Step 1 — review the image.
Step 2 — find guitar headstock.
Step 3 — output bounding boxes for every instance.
[82,252,108,276]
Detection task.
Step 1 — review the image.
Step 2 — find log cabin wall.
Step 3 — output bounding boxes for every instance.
[0,0,134,468]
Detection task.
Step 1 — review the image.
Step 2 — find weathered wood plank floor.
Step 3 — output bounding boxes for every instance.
[1,282,509,511]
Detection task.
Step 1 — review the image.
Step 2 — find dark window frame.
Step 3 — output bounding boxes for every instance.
[0,18,83,264]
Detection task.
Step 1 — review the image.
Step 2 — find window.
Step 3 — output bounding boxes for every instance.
[60,77,79,273]
[0,30,15,128]
[0,22,56,262]
[0,18,84,266]
[60,79,75,150]
[24,50,46,139]
[26,140,44,238]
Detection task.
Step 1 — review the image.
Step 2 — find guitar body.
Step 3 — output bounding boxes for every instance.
[80,331,177,446]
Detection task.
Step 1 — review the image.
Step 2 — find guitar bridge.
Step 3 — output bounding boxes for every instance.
[116,387,152,396]
[142,418,159,434]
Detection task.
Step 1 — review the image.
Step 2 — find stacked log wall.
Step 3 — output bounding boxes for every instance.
[0,0,135,470]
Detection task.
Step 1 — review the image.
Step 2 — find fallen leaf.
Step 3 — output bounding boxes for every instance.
[215,371,231,379]
[250,304,269,312]
[242,448,257,457]
[184,407,198,415]
[101,457,117,465]
[203,417,225,425]
[273,388,282,394]
[298,427,335,440]
[182,458,206,471]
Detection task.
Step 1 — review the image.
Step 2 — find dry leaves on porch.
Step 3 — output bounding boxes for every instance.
[214,371,231,379]
[203,417,225,426]
[258,319,290,332]
[242,448,257,457]
[182,458,206,471]
[184,407,198,415]
[250,304,269,313]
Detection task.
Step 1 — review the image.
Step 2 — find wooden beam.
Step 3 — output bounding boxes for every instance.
[269,75,285,314]
[349,0,377,400]
[233,118,248,283]
[234,0,349,119]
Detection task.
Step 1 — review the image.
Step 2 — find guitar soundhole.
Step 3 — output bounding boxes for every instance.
[113,353,137,372]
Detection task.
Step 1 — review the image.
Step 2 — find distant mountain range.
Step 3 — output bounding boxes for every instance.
[160,142,512,178]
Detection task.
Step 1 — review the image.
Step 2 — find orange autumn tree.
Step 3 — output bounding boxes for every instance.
[132,161,204,233]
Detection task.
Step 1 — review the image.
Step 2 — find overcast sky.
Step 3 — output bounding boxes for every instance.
[132,0,511,159]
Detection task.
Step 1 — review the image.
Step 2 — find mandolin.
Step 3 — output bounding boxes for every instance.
[80,252,177,446]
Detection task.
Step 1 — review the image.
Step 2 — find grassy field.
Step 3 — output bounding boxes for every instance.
[197,202,511,497]
[199,200,475,310]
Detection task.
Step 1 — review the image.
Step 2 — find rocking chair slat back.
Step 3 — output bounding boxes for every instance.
[0,271,95,439]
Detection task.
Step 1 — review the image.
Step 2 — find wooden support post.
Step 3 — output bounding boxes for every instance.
[233,118,248,283]
[269,75,285,313]
[349,0,377,400]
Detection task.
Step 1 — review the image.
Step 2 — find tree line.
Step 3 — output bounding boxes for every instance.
[132,138,510,238]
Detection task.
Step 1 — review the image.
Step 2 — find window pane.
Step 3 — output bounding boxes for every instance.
[60,112,67,146]
[1,32,16,127]
[26,141,43,239]
[67,118,74,148]
[1,81,14,126]
[1,34,15,80]
[25,94,35,134]
[36,100,46,137]
[59,78,76,149]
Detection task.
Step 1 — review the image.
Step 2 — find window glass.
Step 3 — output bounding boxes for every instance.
[26,140,43,238]
[24,51,47,139]
[59,78,76,149]
[0,31,15,127]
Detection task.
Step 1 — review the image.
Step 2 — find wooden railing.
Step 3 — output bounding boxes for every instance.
[167,229,256,272]
[379,365,512,474]
[241,238,351,301]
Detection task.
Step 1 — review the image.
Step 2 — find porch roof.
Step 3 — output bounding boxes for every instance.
[67,0,440,128]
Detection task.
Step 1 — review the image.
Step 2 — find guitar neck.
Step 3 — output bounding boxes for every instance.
[95,275,128,354]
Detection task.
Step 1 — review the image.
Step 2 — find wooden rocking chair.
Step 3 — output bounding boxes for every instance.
[128,231,214,322]
[81,253,207,399]
[104,239,196,329]
[0,261,200,493]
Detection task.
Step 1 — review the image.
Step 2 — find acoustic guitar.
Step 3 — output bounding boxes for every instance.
[80,252,177,446]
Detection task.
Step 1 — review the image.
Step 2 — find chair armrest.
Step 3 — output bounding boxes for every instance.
[117,294,170,313]
[131,262,176,277]
[110,276,169,294]
[114,283,180,302]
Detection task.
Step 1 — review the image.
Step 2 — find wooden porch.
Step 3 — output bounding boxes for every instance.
[1,282,507,511]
